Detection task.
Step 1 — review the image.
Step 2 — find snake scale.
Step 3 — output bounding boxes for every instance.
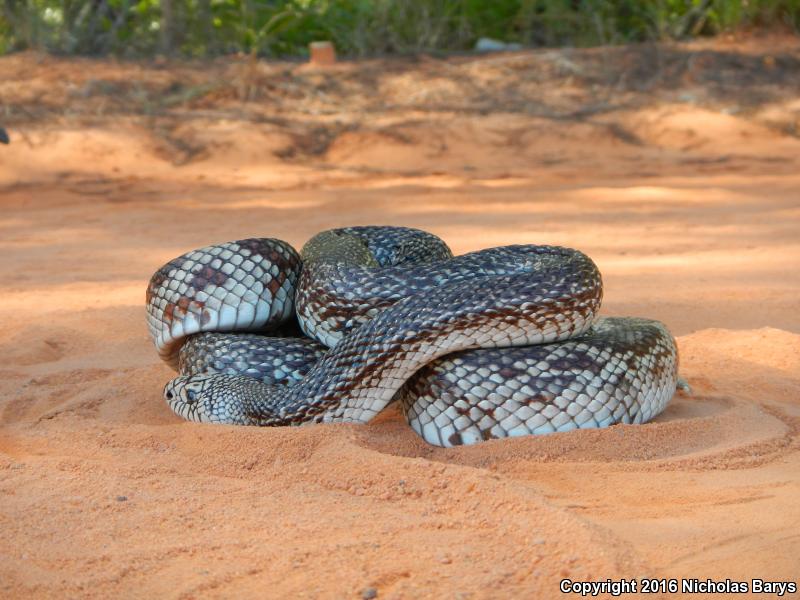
[146,226,680,447]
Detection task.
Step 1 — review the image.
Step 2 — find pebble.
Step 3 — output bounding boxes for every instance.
[474,37,522,53]
[361,587,378,599]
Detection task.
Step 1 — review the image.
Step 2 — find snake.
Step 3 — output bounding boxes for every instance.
[146,226,681,447]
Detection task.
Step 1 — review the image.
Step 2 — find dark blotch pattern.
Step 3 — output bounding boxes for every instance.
[188,264,229,291]
[145,238,301,367]
[153,226,680,448]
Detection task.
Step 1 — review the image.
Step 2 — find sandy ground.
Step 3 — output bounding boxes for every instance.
[1,35,799,598]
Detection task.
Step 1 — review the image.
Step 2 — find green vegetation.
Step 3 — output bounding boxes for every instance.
[1,0,798,57]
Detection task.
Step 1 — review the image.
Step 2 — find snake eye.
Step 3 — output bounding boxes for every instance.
[186,389,197,403]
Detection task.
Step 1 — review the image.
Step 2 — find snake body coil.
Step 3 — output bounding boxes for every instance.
[146,226,679,447]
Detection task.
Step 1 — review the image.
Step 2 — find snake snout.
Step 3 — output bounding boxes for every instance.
[163,380,177,401]
[164,376,208,422]
[164,374,259,425]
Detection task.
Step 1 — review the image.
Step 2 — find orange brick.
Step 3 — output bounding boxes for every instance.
[309,41,336,66]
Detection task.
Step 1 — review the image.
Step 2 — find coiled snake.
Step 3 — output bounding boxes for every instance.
[146,226,680,447]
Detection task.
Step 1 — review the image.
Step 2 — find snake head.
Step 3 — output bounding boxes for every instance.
[164,374,257,425]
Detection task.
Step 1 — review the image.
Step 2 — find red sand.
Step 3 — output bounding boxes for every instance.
[0,37,799,598]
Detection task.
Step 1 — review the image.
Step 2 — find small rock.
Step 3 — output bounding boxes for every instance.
[116,495,128,502]
[474,37,522,53]
[361,587,378,599]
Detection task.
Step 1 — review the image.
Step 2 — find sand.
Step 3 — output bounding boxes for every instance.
[1,35,799,598]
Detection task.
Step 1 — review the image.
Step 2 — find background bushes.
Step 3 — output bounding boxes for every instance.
[1,0,798,58]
